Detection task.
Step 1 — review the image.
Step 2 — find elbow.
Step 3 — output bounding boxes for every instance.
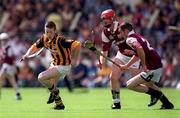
[73,41,81,49]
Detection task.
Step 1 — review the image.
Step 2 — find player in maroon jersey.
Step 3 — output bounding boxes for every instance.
[120,22,174,109]
[0,33,22,100]
[99,9,141,109]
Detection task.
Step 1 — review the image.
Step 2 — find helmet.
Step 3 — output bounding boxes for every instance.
[101,9,115,19]
[0,33,9,40]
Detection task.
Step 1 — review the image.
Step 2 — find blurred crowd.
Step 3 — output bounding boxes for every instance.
[0,0,179,89]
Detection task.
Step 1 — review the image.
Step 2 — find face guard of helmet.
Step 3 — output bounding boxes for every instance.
[101,9,115,28]
[0,33,9,41]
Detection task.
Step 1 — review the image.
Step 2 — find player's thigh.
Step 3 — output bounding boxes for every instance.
[0,72,7,80]
[38,67,60,80]
[111,58,125,77]
[126,74,147,88]
[0,75,6,87]
[50,75,61,86]
[129,68,141,77]
[0,69,9,80]
[0,70,9,87]
[143,81,154,87]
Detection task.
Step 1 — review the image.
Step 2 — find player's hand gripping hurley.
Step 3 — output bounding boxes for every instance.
[20,48,44,62]
[84,40,122,69]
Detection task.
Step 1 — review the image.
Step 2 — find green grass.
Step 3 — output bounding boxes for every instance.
[0,88,179,118]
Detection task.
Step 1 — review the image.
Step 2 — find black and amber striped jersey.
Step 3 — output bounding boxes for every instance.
[34,33,80,66]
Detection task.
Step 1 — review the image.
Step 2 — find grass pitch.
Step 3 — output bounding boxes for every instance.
[0,88,179,118]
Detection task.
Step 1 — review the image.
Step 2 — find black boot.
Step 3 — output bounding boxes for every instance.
[148,94,163,107]
[16,92,22,100]
[146,88,163,107]
[160,102,174,109]
[54,104,65,110]
[111,90,121,109]
[111,102,121,109]
[54,97,65,110]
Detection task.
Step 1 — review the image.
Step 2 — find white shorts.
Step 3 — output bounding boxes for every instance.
[0,63,15,77]
[115,51,140,69]
[140,68,162,83]
[50,63,71,79]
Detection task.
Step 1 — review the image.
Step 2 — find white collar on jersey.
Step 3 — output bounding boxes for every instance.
[113,21,119,33]
[128,30,135,36]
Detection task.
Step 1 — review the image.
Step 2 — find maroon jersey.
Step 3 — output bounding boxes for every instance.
[0,45,14,65]
[101,21,135,57]
[126,32,162,70]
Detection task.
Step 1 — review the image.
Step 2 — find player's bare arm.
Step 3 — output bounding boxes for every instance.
[126,38,145,67]
[136,47,147,70]
[20,44,43,61]
[71,40,81,66]
[125,37,147,71]
[120,37,141,70]
[121,55,139,70]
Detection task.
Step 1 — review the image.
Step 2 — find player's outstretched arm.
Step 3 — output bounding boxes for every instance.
[20,44,43,62]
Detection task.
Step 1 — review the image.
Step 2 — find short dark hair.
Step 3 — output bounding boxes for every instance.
[45,21,56,30]
[120,22,133,31]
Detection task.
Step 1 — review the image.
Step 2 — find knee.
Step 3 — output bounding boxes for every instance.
[109,75,119,82]
[110,71,121,81]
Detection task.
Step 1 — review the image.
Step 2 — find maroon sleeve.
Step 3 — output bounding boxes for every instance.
[36,35,44,48]
[132,42,142,50]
